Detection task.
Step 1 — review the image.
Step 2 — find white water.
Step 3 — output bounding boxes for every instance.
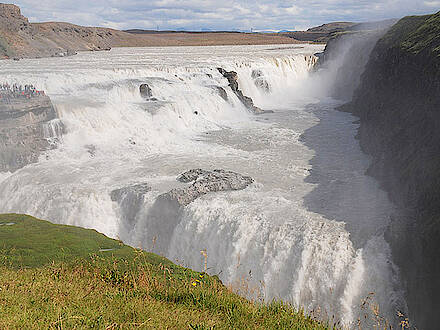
[0,44,407,326]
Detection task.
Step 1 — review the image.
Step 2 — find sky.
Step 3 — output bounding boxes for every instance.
[5,0,440,31]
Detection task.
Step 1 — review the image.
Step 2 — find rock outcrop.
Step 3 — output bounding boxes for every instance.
[0,86,63,172]
[139,84,153,99]
[160,169,254,207]
[217,68,272,114]
[340,12,440,329]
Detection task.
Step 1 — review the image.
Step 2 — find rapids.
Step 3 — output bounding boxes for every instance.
[0,44,407,327]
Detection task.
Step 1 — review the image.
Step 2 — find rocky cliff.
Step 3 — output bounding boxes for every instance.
[341,12,440,329]
[0,89,63,172]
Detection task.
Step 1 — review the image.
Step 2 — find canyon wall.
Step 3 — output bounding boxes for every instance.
[340,12,440,329]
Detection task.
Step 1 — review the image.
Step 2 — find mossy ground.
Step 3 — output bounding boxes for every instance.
[379,11,440,57]
[0,214,327,329]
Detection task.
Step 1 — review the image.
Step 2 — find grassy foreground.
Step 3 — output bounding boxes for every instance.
[0,214,327,329]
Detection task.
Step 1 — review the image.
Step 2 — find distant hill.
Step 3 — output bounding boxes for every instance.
[124,29,168,34]
[307,22,356,33]
[124,29,243,34]
[281,20,397,43]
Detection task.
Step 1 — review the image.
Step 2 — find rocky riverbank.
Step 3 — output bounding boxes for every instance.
[0,84,63,172]
[338,12,440,329]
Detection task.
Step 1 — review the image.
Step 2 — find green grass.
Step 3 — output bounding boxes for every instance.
[0,214,327,329]
[0,214,136,268]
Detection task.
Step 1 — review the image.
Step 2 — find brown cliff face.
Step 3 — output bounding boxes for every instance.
[342,12,440,329]
[0,3,32,57]
[0,3,29,31]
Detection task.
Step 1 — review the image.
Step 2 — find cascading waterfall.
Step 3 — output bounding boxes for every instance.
[0,44,407,327]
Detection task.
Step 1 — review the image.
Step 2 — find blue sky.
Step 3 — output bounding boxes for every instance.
[5,0,440,31]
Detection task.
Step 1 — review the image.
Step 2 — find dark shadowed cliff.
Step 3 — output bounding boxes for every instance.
[342,12,440,329]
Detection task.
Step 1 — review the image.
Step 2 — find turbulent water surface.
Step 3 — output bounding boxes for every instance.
[0,45,407,326]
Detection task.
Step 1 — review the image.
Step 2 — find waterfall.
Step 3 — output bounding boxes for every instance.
[0,44,406,327]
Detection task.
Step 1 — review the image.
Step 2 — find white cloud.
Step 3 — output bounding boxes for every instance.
[424,1,440,7]
[285,6,302,15]
[3,0,440,31]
